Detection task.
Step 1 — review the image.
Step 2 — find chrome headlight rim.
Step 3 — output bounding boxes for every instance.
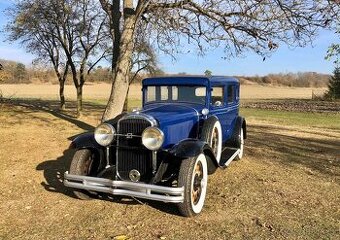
[142,126,164,151]
[94,123,115,147]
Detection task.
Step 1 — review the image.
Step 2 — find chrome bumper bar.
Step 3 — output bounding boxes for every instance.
[64,172,184,203]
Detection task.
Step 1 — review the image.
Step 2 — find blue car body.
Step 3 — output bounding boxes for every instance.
[64,76,247,214]
[141,76,241,148]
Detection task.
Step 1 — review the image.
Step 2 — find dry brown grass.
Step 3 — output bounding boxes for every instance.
[0,98,339,239]
[0,83,327,101]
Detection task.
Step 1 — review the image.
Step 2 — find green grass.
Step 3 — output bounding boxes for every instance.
[83,98,340,130]
[241,108,340,129]
[1,99,339,239]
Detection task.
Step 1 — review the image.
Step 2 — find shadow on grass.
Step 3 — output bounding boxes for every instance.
[2,98,104,131]
[10,97,179,215]
[37,147,180,215]
[36,122,339,216]
[247,124,340,179]
[36,148,76,198]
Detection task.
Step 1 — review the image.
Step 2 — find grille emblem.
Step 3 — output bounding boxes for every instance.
[126,133,133,139]
[129,169,141,182]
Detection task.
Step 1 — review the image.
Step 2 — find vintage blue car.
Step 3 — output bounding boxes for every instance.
[64,76,246,217]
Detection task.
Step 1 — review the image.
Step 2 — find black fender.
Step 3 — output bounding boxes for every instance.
[169,139,218,174]
[225,116,247,148]
[234,116,247,139]
[69,132,106,169]
[70,132,102,150]
[68,113,126,171]
[240,116,247,140]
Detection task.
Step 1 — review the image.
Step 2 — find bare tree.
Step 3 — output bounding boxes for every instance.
[7,0,110,114]
[6,0,69,109]
[100,0,340,121]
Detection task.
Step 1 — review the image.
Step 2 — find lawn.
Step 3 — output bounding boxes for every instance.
[0,98,339,239]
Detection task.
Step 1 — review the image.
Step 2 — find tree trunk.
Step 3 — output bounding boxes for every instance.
[76,85,83,116]
[59,79,66,110]
[53,65,66,111]
[112,1,121,72]
[102,11,137,121]
[68,60,82,117]
[122,86,130,112]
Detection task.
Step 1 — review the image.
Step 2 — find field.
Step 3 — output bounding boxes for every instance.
[0,83,327,101]
[0,83,339,239]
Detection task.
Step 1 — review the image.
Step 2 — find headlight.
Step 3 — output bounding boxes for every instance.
[94,123,115,146]
[142,127,164,150]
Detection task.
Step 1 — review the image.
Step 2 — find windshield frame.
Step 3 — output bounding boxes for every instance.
[143,85,208,107]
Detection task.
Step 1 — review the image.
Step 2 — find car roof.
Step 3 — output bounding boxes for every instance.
[142,76,239,86]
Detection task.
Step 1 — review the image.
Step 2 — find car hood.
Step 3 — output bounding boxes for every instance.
[142,103,204,148]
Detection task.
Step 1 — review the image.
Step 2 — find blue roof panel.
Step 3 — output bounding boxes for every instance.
[143,76,238,86]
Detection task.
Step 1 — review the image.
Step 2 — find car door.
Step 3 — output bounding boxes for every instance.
[209,85,229,141]
[225,83,239,139]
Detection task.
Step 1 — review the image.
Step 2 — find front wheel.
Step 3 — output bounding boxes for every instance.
[177,153,208,217]
[69,149,97,199]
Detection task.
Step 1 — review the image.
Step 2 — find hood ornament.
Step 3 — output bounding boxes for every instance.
[132,107,141,114]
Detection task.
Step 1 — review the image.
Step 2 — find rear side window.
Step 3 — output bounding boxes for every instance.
[227,85,235,103]
[211,87,224,107]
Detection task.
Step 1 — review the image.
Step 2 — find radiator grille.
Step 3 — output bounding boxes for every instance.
[117,117,152,182]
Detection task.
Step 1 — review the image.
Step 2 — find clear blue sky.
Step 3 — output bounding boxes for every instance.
[0,1,338,76]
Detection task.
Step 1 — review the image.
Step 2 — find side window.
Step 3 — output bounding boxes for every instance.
[160,86,168,100]
[227,85,235,103]
[172,86,178,100]
[147,86,156,102]
[211,87,224,107]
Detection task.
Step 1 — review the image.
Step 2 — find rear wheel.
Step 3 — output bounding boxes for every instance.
[200,117,222,162]
[177,153,208,217]
[69,149,97,199]
[235,128,244,160]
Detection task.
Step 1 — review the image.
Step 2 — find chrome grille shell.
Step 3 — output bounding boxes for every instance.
[116,114,157,182]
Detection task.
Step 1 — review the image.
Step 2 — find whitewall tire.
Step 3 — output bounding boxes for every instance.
[200,117,222,163]
[177,153,208,217]
[235,128,244,160]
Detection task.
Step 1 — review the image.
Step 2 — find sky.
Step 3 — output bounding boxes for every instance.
[0,1,338,76]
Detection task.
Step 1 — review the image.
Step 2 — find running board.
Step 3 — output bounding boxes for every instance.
[219,148,240,167]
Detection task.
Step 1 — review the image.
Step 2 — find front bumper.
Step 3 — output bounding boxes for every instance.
[64,172,184,203]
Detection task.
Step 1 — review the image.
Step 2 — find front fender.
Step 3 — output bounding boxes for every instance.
[70,132,102,150]
[168,139,218,174]
[69,132,106,172]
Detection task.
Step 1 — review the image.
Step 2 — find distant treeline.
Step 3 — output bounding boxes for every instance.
[0,59,330,88]
[238,72,330,87]
[0,59,113,84]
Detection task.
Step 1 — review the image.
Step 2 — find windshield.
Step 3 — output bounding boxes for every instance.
[145,86,206,105]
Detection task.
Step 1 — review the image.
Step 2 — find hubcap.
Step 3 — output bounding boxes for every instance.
[211,127,219,156]
[192,161,203,205]
[81,154,94,176]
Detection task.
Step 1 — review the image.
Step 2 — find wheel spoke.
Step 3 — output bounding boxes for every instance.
[211,127,219,156]
[192,161,204,205]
